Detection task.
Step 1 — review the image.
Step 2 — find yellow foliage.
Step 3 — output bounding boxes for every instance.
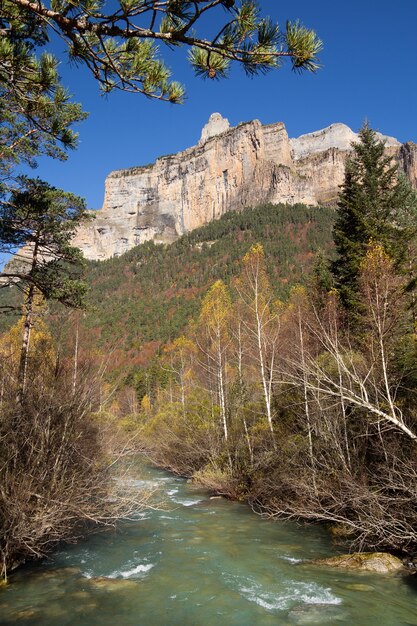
[290,284,310,308]
[243,242,265,264]
[165,335,196,359]
[199,279,232,331]
[117,415,142,434]
[238,242,272,310]
[0,315,56,374]
[141,394,152,413]
[360,241,392,273]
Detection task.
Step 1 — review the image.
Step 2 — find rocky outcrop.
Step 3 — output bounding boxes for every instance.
[199,112,230,145]
[401,142,417,188]
[71,115,417,260]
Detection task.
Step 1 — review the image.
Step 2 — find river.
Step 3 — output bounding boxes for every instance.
[1,457,416,625]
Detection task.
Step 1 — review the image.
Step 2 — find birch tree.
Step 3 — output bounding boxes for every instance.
[164,335,196,415]
[236,244,280,434]
[229,300,253,464]
[196,280,232,443]
[286,286,317,488]
[285,251,417,444]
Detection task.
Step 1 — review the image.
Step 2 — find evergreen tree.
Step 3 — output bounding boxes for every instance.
[0,177,91,399]
[0,177,90,303]
[0,4,86,183]
[332,123,417,313]
[310,248,333,307]
[1,1,322,103]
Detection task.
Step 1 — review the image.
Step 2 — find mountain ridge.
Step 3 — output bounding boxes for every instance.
[72,114,417,261]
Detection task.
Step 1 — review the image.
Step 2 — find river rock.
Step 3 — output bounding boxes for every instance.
[86,576,139,592]
[36,566,81,579]
[14,609,39,620]
[312,552,404,573]
[345,583,375,592]
[42,604,69,619]
[69,590,91,600]
[288,603,346,624]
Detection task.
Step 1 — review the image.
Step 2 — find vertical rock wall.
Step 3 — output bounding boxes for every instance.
[72,115,417,261]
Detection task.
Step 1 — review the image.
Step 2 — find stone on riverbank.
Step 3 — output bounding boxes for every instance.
[312,552,404,574]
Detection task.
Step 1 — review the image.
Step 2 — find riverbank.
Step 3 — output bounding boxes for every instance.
[1,456,416,626]
[140,443,417,565]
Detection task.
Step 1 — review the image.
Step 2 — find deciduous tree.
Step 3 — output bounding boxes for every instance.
[196,279,232,443]
[235,243,280,434]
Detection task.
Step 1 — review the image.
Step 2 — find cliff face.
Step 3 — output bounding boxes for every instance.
[73,114,417,261]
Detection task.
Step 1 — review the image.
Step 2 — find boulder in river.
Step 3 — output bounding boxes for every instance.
[312,552,404,574]
[85,577,140,592]
[288,603,347,624]
[345,583,375,592]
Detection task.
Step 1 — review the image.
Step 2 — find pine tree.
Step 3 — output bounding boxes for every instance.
[332,123,417,314]
[0,177,91,400]
[0,7,86,184]
[1,1,322,102]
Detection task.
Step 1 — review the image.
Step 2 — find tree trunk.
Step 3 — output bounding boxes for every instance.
[297,305,317,494]
[255,290,274,434]
[16,283,35,403]
[16,238,40,403]
[72,322,79,396]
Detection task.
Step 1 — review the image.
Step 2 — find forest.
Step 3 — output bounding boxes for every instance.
[130,127,417,557]
[1,0,416,589]
[1,125,417,580]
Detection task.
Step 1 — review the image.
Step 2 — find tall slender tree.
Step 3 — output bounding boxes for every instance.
[196,279,232,443]
[235,243,280,434]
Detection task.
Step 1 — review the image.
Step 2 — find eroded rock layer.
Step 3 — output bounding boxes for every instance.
[73,114,417,261]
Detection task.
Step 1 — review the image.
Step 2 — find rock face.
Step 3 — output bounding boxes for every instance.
[72,115,417,261]
[199,112,230,145]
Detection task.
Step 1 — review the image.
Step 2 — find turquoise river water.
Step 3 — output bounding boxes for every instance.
[1,457,416,625]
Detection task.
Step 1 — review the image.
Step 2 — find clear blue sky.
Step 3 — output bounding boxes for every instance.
[14,0,417,212]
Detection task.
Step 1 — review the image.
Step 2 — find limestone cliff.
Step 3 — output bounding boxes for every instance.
[72,113,417,261]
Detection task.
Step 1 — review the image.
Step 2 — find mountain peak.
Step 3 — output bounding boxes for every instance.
[290,123,400,159]
[199,112,230,145]
[70,117,415,261]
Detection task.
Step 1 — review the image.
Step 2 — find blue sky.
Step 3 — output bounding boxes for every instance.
[11,0,417,212]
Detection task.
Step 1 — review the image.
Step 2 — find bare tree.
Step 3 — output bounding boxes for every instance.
[235,244,281,434]
[195,280,232,444]
[0,321,149,582]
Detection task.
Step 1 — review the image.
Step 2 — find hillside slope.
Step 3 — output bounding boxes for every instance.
[82,203,334,370]
[0,203,334,374]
